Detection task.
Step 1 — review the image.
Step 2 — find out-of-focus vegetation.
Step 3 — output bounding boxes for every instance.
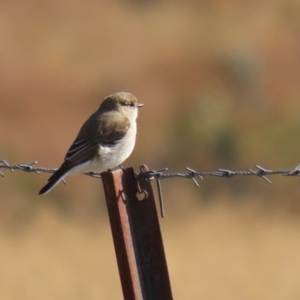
[1,1,300,299]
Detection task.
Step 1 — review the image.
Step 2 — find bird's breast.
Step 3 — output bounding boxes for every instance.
[97,121,137,169]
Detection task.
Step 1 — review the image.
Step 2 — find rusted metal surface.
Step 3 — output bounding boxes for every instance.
[101,165,173,300]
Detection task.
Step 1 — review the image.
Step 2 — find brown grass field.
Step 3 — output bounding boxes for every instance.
[1,1,300,299]
[2,202,300,299]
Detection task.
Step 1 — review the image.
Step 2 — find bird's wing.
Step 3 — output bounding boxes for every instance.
[95,111,131,146]
[47,112,130,182]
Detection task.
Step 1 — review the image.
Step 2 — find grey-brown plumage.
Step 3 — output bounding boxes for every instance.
[39,92,143,195]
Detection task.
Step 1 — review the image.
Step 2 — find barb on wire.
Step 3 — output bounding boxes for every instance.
[285,164,300,176]
[185,167,202,187]
[248,165,272,184]
[0,160,57,175]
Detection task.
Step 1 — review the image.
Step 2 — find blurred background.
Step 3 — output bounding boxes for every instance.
[1,0,300,299]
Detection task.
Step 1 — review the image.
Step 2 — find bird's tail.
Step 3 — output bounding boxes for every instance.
[39,171,68,195]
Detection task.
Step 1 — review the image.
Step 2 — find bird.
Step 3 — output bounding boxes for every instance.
[39,92,143,195]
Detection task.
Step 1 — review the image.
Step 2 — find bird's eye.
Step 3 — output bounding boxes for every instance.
[129,103,135,107]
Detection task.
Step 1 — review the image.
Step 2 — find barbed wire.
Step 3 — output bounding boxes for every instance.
[1,159,300,183]
[2,159,300,218]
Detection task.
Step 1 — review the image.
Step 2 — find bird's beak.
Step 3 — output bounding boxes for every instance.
[137,103,144,108]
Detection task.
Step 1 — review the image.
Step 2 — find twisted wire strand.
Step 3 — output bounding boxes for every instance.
[1,159,299,218]
[1,160,299,184]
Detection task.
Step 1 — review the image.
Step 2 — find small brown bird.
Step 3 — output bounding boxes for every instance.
[39,92,143,195]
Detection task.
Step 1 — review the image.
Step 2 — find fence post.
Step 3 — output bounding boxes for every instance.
[101,165,173,300]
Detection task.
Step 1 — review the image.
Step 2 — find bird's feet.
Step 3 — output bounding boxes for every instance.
[106,166,125,173]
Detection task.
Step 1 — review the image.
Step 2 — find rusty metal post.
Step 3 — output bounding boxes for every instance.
[101,165,173,300]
